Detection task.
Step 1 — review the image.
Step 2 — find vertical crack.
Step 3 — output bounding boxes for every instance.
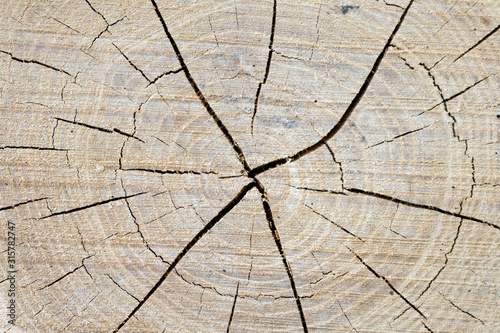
[226,282,239,332]
[251,0,277,135]
[255,180,309,332]
[150,0,251,173]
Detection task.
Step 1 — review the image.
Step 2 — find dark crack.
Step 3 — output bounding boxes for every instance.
[345,188,499,230]
[0,197,49,212]
[38,255,94,290]
[366,124,432,149]
[113,181,256,332]
[441,293,485,325]
[226,282,239,333]
[454,24,500,62]
[255,180,308,332]
[348,247,426,319]
[422,75,489,114]
[106,274,140,302]
[0,49,73,77]
[121,168,217,175]
[417,219,463,299]
[251,0,277,135]
[150,0,251,173]
[337,299,359,332]
[54,117,145,143]
[249,0,415,177]
[0,146,67,151]
[39,192,146,219]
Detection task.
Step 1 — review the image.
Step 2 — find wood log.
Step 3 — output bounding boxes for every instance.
[1,0,498,332]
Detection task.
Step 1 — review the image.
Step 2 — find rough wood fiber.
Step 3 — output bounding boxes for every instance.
[0,0,499,332]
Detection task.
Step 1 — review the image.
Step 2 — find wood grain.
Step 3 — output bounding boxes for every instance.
[0,0,498,332]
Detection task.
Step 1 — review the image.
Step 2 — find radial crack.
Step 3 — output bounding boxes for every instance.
[107,274,140,302]
[38,255,94,290]
[366,124,432,148]
[255,180,308,332]
[226,282,239,333]
[441,293,485,325]
[305,204,363,241]
[345,188,499,230]
[39,192,146,219]
[348,247,426,319]
[121,168,217,175]
[249,0,415,177]
[150,0,251,172]
[0,49,73,77]
[417,219,463,299]
[454,24,500,62]
[251,0,277,135]
[54,117,145,143]
[424,76,490,113]
[113,182,256,332]
[288,184,346,195]
[0,197,49,212]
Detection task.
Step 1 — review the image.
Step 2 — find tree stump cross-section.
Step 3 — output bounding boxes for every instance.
[0,0,499,332]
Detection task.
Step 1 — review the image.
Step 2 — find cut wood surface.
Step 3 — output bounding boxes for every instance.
[0,0,499,332]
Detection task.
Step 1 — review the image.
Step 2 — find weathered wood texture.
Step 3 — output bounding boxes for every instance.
[1,0,499,332]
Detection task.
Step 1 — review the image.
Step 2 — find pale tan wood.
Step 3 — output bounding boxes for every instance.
[0,0,498,332]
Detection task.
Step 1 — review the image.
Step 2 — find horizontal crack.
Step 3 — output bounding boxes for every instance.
[121,168,217,175]
[0,197,49,212]
[345,188,499,230]
[39,192,146,219]
[55,117,145,143]
[0,50,73,77]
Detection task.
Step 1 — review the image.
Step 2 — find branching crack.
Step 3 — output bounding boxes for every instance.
[113,182,256,332]
[38,255,94,290]
[112,42,182,86]
[249,0,415,177]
